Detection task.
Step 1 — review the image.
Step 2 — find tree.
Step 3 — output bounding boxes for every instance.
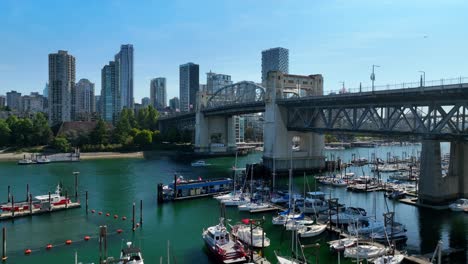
[114,108,135,144]
[51,136,71,152]
[32,113,52,145]
[90,119,109,145]
[325,134,337,143]
[11,118,33,146]
[152,130,161,144]
[0,119,11,146]
[145,106,159,130]
[134,129,152,147]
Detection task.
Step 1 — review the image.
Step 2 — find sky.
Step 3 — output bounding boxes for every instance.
[0,0,468,102]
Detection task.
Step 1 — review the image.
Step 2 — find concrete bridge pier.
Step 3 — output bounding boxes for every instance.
[419,140,468,205]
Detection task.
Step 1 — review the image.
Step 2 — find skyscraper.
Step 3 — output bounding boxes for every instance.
[0,96,5,108]
[141,97,150,107]
[43,83,49,98]
[75,79,95,120]
[150,77,167,110]
[179,62,199,112]
[115,44,134,110]
[169,97,180,111]
[6,90,22,110]
[206,71,232,94]
[101,61,118,122]
[261,47,289,83]
[49,50,76,124]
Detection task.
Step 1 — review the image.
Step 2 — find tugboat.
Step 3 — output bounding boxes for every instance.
[191,160,211,167]
[202,218,247,263]
[119,242,144,264]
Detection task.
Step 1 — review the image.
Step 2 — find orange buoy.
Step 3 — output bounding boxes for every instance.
[46,244,53,250]
[114,214,118,219]
[116,229,123,234]
[65,240,72,245]
[98,212,102,215]
[24,249,32,255]
[84,236,90,241]
[122,216,127,220]
[91,209,95,213]
[106,213,110,217]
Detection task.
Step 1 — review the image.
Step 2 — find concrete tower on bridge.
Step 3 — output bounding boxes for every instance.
[263,71,325,173]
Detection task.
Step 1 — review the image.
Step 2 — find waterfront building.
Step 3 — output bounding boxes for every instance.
[21,92,45,113]
[244,113,264,142]
[142,97,150,107]
[6,90,21,110]
[75,79,95,121]
[169,97,180,112]
[0,96,5,108]
[101,61,119,122]
[150,77,167,110]
[179,62,199,112]
[234,116,245,143]
[261,47,289,83]
[115,44,134,110]
[206,71,232,94]
[48,50,75,125]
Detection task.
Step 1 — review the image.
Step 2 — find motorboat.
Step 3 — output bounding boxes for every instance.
[202,218,247,264]
[36,156,51,164]
[384,189,406,200]
[1,184,69,212]
[369,224,408,243]
[34,184,71,206]
[238,202,270,212]
[330,207,367,225]
[331,179,347,187]
[119,242,144,264]
[222,195,250,207]
[214,191,241,201]
[297,223,327,238]
[271,192,301,204]
[299,191,329,214]
[284,216,314,231]
[272,209,302,225]
[191,160,211,167]
[329,238,357,252]
[373,254,405,264]
[347,218,385,235]
[344,244,387,259]
[17,158,33,165]
[449,198,468,212]
[230,220,270,248]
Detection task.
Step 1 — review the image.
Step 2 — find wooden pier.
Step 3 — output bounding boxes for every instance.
[0,202,81,221]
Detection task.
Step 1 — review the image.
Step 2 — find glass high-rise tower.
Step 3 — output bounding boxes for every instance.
[261,47,289,83]
[115,44,134,110]
[150,77,167,110]
[179,62,199,112]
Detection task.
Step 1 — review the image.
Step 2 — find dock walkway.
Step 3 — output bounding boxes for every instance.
[0,202,81,220]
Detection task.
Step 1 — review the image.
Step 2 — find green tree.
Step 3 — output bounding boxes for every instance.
[145,106,159,130]
[52,136,71,152]
[325,134,337,143]
[136,107,148,129]
[152,130,161,144]
[32,113,52,145]
[10,118,33,146]
[134,129,153,147]
[0,119,11,146]
[114,108,135,144]
[90,119,109,145]
[165,127,180,143]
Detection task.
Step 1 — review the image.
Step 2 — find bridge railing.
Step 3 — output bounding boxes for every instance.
[324,76,468,95]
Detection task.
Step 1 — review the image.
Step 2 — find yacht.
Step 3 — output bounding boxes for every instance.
[36,156,51,164]
[272,209,303,225]
[329,238,357,252]
[238,202,270,212]
[119,242,144,264]
[17,158,33,165]
[347,218,385,236]
[297,223,327,238]
[369,224,408,243]
[344,244,387,259]
[222,195,250,207]
[330,207,367,225]
[230,221,270,248]
[449,198,468,212]
[202,218,247,264]
[373,254,405,264]
[191,160,211,167]
[299,192,329,214]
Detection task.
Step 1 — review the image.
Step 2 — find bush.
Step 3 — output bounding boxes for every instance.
[51,137,71,152]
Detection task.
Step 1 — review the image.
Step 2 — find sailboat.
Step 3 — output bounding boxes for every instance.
[237,164,270,212]
[274,230,307,264]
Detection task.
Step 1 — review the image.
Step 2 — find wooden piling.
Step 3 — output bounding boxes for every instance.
[7,186,10,203]
[73,172,79,201]
[85,191,88,214]
[132,202,136,231]
[140,200,143,227]
[2,227,6,262]
[26,184,29,201]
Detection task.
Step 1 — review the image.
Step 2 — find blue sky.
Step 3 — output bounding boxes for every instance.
[0,0,467,102]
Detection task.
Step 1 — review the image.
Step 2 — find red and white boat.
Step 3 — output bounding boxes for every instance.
[202,218,248,264]
[0,184,70,212]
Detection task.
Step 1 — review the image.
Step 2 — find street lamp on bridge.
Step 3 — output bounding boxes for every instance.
[419,71,426,87]
[371,64,380,92]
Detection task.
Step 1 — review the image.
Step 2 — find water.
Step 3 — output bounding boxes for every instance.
[0,145,466,264]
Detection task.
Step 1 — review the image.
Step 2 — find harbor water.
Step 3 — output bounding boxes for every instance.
[0,144,467,264]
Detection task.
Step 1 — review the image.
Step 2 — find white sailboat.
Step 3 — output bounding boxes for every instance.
[373,254,405,264]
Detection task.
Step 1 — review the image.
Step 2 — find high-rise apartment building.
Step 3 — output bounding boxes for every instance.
[141,97,150,107]
[48,50,75,125]
[75,79,95,120]
[101,61,119,122]
[21,92,45,113]
[206,71,232,94]
[95,95,101,114]
[169,97,180,111]
[0,96,5,108]
[179,63,199,112]
[261,47,289,83]
[150,77,167,110]
[115,44,134,110]
[43,83,49,98]
[6,90,22,110]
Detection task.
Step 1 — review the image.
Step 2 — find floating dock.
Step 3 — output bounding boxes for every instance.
[0,202,81,221]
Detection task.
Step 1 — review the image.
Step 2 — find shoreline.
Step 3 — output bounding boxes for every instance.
[0,151,144,162]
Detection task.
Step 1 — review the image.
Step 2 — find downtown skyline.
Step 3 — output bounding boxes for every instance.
[1,0,468,102]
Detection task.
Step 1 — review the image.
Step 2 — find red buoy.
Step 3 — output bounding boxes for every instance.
[114,214,118,219]
[84,236,90,241]
[98,212,102,215]
[91,209,95,213]
[136,223,140,228]
[46,244,53,250]
[65,240,72,245]
[105,213,110,217]
[24,249,32,255]
[116,229,123,234]
[122,216,127,220]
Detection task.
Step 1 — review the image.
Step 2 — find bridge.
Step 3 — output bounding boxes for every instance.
[159,72,468,205]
